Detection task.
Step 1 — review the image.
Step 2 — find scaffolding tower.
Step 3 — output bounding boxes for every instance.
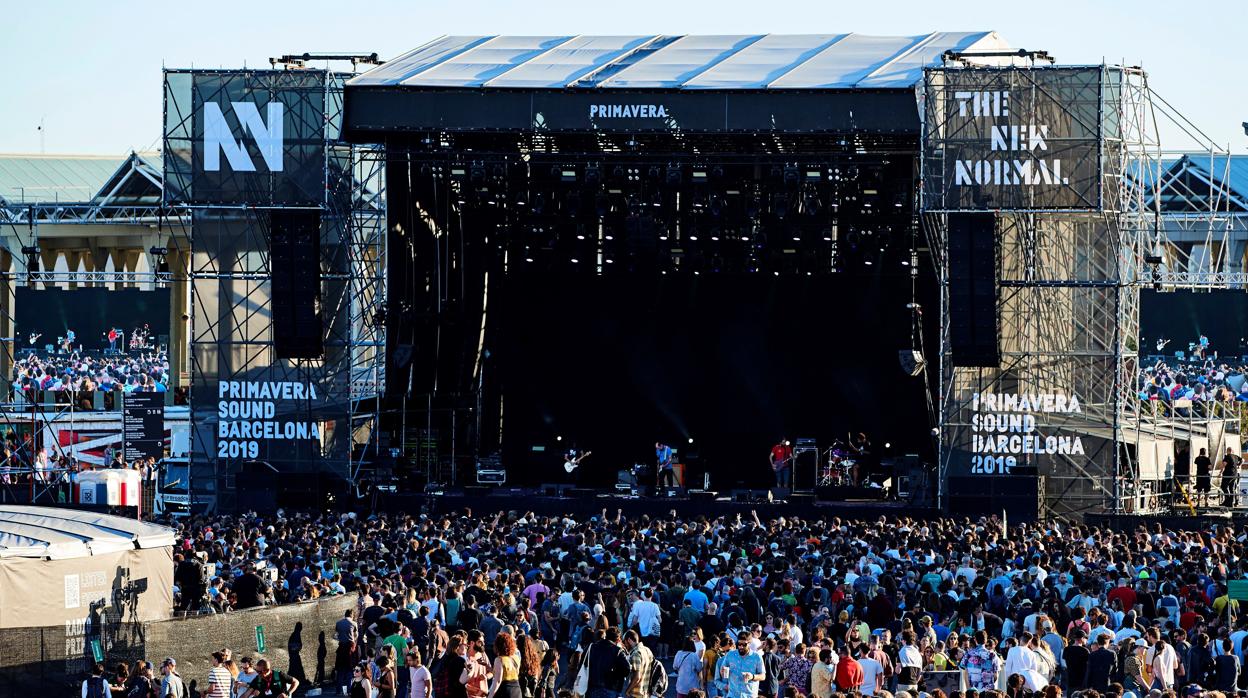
[923,60,1242,518]
[162,69,385,511]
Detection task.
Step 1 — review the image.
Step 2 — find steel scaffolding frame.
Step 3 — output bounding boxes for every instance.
[923,62,1245,518]
[162,69,385,510]
[923,65,1160,517]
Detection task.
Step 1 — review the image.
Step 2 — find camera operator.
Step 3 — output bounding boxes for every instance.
[233,562,273,610]
[173,552,207,614]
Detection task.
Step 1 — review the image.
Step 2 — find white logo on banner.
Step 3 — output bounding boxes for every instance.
[952,90,1069,187]
[589,104,669,119]
[64,574,81,610]
[203,101,285,172]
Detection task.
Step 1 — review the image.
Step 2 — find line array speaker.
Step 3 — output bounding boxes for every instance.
[947,213,998,367]
[270,210,323,359]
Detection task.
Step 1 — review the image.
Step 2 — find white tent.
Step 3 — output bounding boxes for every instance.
[0,506,175,628]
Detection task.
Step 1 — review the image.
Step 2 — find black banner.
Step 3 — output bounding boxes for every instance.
[342,88,921,137]
[123,392,165,462]
[923,67,1105,211]
[165,70,326,206]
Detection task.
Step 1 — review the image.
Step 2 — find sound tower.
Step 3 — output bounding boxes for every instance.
[270,210,323,358]
[947,213,998,367]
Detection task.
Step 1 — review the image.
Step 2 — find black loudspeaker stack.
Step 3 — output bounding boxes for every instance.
[947,213,999,367]
[270,210,323,359]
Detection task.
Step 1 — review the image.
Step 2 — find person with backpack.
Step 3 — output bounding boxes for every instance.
[242,658,299,698]
[82,662,110,698]
[125,660,156,698]
[160,658,187,698]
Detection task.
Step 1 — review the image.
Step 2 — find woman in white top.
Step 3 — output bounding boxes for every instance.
[673,638,705,698]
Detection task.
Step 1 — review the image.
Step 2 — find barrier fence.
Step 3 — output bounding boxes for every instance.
[0,594,353,695]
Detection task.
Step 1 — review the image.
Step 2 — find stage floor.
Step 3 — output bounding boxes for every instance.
[378,488,933,521]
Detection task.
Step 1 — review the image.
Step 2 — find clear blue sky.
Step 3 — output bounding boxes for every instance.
[2,0,1244,155]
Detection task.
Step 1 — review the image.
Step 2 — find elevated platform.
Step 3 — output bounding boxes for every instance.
[377,488,932,521]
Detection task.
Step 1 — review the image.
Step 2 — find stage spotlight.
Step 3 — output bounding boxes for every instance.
[524,257,534,263]
[688,437,694,444]
[556,435,563,441]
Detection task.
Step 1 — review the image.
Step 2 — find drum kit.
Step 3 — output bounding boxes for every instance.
[818,445,858,487]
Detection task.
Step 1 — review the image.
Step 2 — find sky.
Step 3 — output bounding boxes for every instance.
[1,0,1244,155]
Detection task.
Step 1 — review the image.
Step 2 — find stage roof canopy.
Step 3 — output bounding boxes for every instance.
[0,505,176,560]
[350,32,1007,89]
[343,32,1009,137]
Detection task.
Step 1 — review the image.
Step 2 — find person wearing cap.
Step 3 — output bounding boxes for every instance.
[1124,639,1151,696]
[160,658,187,698]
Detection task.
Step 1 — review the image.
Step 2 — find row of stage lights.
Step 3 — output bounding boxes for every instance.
[430,160,913,274]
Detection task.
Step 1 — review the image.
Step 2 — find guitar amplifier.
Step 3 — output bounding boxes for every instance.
[475,455,505,484]
[476,468,506,485]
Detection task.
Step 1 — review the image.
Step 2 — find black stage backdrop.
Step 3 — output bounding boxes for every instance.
[498,272,935,488]
[16,288,171,351]
[1140,289,1248,360]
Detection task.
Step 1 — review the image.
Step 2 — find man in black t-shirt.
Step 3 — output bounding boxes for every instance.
[1086,634,1118,692]
[1063,630,1091,691]
[1195,448,1213,506]
[233,564,270,609]
[1214,637,1240,692]
[1221,448,1242,506]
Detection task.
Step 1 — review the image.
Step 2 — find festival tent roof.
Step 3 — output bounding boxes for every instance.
[349,32,1009,90]
[0,506,176,560]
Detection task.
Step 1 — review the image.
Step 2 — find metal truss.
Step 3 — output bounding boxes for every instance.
[921,65,1238,518]
[164,70,385,510]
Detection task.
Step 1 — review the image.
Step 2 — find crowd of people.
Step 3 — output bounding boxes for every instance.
[155,507,1248,698]
[1138,359,1248,407]
[10,350,173,407]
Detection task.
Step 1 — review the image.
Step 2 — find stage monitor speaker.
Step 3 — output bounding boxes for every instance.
[270,209,323,359]
[947,213,998,367]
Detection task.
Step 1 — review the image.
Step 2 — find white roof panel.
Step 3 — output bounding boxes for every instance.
[485,35,656,88]
[856,31,999,87]
[767,33,937,88]
[347,36,491,86]
[682,35,850,89]
[404,35,576,87]
[351,33,1008,91]
[597,35,766,88]
[0,505,176,560]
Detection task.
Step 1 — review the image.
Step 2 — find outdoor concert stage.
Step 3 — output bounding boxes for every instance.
[343,34,981,492]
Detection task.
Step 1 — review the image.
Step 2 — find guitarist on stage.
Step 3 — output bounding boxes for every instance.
[655,441,677,490]
[562,449,591,485]
[770,439,793,491]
